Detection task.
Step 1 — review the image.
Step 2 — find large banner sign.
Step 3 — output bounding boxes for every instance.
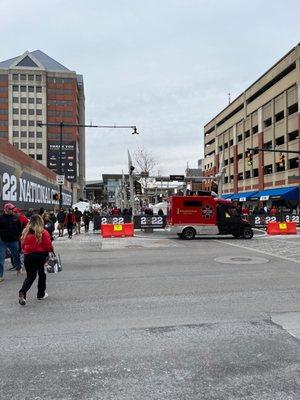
[47,141,77,182]
[247,214,300,227]
[0,161,72,210]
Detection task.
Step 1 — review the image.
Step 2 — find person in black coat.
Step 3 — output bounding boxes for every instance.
[42,212,55,241]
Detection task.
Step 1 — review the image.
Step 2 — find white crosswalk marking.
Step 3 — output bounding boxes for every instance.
[218,235,300,264]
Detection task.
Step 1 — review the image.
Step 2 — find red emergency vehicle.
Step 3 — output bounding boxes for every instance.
[167,192,253,239]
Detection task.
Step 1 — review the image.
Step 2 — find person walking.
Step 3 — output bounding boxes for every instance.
[43,212,55,241]
[0,203,22,282]
[64,209,76,239]
[74,207,83,234]
[56,208,66,237]
[82,210,91,233]
[18,214,53,306]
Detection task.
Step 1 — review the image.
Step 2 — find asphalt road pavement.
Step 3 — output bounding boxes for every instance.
[0,230,299,400]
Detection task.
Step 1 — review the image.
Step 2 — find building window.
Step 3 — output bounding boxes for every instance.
[238,172,243,180]
[36,86,42,93]
[20,85,26,92]
[245,130,250,139]
[13,85,19,91]
[28,120,35,126]
[275,110,284,122]
[253,168,259,177]
[224,177,229,184]
[28,86,34,92]
[21,109,27,115]
[36,143,43,149]
[36,154,42,160]
[28,98,34,104]
[13,108,19,114]
[12,74,19,80]
[229,139,233,146]
[219,145,223,152]
[224,142,228,149]
[28,74,34,81]
[252,125,258,134]
[238,153,243,160]
[288,130,299,141]
[36,98,42,104]
[275,136,285,146]
[28,109,34,115]
[230,157,234,164]
[245,170,251,179]
[224,159,229,166]
[29,154,35,159]
[264,164,273,175]
[28,131,35,138]
[13,142,19,148]
[264,117,272,127]
[20,97,26,103]
[264,140,272,149]
[237,134,243,142]
[20,74,26,81]
[289,157,299,169]
[36,75,42,82]
[13,97,19,103]
[36,131,42,138]
[36,120,42,127]
[21,131,27,137]
[13,120,19,126]
[29,143,35,149]
[21,142,27,149]
[36,109,42,115]
[13,131,19,137]
[288,103,298,116]
[230,175,234,181]
[20,120,27,126]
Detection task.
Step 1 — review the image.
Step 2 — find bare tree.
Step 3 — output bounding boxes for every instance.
[132,147,157,175]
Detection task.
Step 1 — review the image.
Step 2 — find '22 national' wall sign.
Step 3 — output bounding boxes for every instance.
[0,160,72,210]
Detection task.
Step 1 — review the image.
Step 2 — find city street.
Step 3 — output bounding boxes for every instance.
[1,230,299,400]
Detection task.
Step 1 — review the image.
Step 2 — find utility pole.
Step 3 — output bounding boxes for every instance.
[128,150,136,215]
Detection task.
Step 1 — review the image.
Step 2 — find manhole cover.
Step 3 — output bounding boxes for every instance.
[214,256,269,265]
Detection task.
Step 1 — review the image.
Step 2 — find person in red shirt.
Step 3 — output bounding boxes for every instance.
[13,208,29,231]
[64,209,76,239]
[18,214,53,306]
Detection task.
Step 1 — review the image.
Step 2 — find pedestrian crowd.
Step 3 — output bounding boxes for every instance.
[0,202,93,306]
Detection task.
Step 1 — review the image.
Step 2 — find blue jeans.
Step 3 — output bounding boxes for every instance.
[0,241,21,277]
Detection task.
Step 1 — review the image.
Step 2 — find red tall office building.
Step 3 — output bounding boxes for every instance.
[0,50,85,201]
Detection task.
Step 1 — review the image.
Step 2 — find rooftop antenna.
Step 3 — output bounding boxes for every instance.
[228,92,231,104]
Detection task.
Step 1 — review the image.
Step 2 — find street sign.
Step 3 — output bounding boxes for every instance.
[170,175,185,181]
[56,175,65,185]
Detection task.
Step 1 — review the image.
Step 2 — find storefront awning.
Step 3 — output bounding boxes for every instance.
[221,193,234,199]
[249,186,299,201]
[230,191,258,202]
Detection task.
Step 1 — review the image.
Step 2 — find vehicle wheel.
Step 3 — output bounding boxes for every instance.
[241,226,253,239]
[177,233,183,238]
[182,227,196,240]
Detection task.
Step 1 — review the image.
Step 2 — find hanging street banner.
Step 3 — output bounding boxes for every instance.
[0,160,72,210]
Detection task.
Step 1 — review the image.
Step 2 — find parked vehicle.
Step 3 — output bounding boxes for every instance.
[167,193,253,240]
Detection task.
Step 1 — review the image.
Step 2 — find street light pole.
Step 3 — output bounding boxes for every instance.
[59,121,63,209]
[38,121,139,209]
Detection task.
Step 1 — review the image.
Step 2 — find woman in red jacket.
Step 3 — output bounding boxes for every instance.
[18,214,53,306]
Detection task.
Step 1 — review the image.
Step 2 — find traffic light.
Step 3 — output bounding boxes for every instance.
[129,165,135,175]
[246,152,253,166]
[134,180,142,195]
[279,153,285,166]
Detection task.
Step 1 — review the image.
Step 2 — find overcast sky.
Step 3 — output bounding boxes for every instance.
[0,0,299,179]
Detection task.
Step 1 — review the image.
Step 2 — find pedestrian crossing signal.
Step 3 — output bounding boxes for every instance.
[52,193,59,201]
